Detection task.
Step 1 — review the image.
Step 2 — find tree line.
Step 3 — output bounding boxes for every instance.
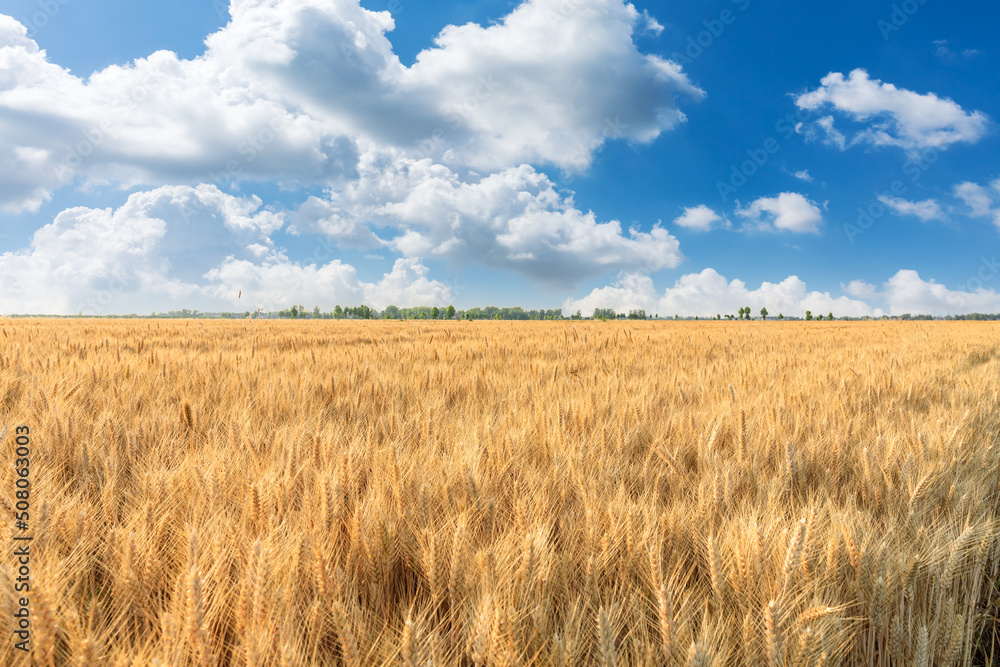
[55,307,1000,321]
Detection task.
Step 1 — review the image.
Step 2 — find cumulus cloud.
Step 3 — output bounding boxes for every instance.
[406,0,703,171]
[737,192,823,233]
[878,269,1000,315]
[298,152,683,285]
[673,204,723,231]
[843,269,1000,316]
[795,69,988,154]
[0,0,701,211]
[564,269,875,318]
[876,195,944,222]
[566,267,1000,318]
[842,279,878,300]
[0,184,449,314]
[202,255,451,311]
[0,0,704,311]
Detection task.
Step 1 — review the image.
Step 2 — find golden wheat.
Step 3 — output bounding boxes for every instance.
[0,319,997,664]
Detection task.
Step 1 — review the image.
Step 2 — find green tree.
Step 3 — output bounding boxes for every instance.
[313,306,320,319]
[778,313,784,320]
[805,310,813,321]
[760,307,768,320]
[334,305,343,319]
[431,307,440,319]
[290,305,299,318]
[446,305,456,319]
[744,306,751,320]
[828,312,834,321]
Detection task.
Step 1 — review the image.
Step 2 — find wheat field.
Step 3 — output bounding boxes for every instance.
[0,319,998,666]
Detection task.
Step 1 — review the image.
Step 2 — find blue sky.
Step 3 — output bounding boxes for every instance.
[1,0,998,316]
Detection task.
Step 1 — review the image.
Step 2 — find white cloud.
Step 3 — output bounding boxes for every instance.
[814,116,847,150]
[0,184,449,314]
[301,152,683,284]
[362,258,453,309]
[838,270,1000,316]
[933,40,980,63]
[673,204,723,231]
[954,178,1000,228]
[0,0,701,212]
[201,255,451,311]
[406,0,703,171]
[0,0,701,310]
[954,181,995,217]
[566,267,1000,318]
[842,279,878,300]
[737,192,823,233]
[292,196,386,249]
[880,269,1000,316]
[638,10,665,36]
[793,169,813,182]
[795,69,988,153]
[876,195,944,222]
[564,269,876,318]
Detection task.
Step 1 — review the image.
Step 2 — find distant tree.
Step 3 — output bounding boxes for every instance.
[290,305,299,318]
[432,307,440,319]
[760,307,768,320]
[334,305,343,319]
[828,312,834,321]
[778,313,784,320]
[744,306,751,320]
[446,305,456,319]
[817,314,824,320]
[805,310,813,321]
[313,306,320,319]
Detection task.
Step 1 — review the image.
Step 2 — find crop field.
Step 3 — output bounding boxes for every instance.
[0,319,999,666]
